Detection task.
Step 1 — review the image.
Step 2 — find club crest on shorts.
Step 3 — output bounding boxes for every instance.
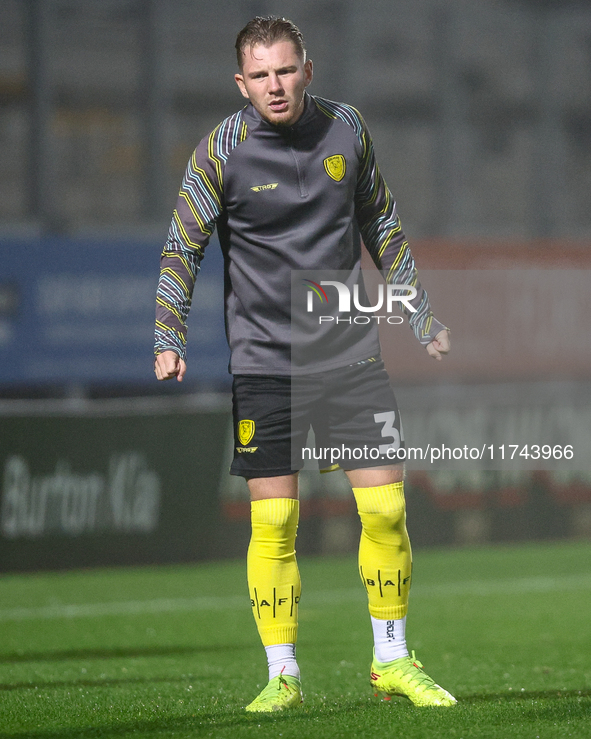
[238,419,255,446]
[324,155,346,182]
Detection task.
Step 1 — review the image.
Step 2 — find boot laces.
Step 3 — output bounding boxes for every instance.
[398,651,438,690]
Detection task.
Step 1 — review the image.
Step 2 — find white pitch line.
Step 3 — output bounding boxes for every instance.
[0,573,589,623]
[0,595,247,623]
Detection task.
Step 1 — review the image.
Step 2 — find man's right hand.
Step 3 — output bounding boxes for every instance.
[154,350,187,382]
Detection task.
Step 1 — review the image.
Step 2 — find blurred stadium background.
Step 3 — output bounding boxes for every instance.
[1,0,591,572]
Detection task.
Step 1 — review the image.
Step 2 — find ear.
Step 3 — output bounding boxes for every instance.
[235,73,250,99]
[304,59,313,88]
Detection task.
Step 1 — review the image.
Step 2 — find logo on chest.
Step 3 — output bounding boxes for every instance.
[251,183,278,192]
[323,155,346,182]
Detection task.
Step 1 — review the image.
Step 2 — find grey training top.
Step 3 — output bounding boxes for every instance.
[155,93,446,375]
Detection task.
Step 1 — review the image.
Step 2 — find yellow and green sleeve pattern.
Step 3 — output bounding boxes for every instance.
[154,111,248,358]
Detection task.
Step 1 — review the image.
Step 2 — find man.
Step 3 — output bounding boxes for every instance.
[154,17,455,711]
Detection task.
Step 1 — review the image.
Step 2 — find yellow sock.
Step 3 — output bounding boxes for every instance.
[352,482,412,620]
[247,498,301,647]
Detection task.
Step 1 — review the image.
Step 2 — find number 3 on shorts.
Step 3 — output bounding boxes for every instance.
[374,410,402,454]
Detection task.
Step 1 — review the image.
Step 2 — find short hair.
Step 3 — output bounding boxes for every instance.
[235,16,306,69]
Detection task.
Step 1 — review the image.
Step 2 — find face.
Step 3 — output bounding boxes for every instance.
[235,40,313,127]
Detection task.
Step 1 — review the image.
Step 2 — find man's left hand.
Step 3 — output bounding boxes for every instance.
[426,329,451,361]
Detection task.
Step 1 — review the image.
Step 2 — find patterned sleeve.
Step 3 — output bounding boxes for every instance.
[154,112,247,359]
[354,114,447,346]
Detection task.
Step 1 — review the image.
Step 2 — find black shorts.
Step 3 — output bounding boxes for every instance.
[230,358,405,478]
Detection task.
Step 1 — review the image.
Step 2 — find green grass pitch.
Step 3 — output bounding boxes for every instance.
[0,540,590,738]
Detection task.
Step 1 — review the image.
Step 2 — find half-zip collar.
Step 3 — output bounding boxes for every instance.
[244,94,314,199]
